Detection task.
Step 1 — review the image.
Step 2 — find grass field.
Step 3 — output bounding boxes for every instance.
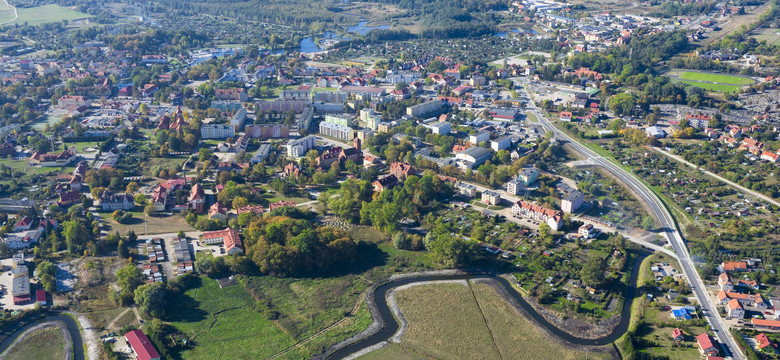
[676,80,743,93]
[0,0,14,24]
[10,5,91,26]
[167,277,296,360]
[4,326,67,360]
[385,282,608,360]
[99,211,194,236]
[752,28,780,46]
[678,71,755,85]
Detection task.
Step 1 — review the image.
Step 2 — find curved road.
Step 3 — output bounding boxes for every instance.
[0,314,85,360]
[327,256,645,359]
[520,82,744,360]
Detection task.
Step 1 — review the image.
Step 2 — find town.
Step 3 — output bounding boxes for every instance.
[0,0,777,359]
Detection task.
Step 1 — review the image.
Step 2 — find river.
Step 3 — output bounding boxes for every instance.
[326,253,646,359]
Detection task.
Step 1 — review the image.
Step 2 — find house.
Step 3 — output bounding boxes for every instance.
[727,299,744,319]
[672,328,684,342]
[578,224,597,239]
[215,88,247,102]
[670,307,692,320]
[373,175,398,192]
[125,329,161,360]
[753,319,780,330]
[29,148,76,167]
[761,151,779,163]
[560,111,573,122]
[236,205,264,216]
[390,162,415,180]
[511,200,564,231]
[457,182,477,198]
[756,333,775,350]
[696,333,719,357]
[208,202,227,222]
[721,261,748,272]
[59,190,81,207]
[482,190,501,206]
[99,191,134,211]
[224,230,244,255]
[718,273,733,291]
[189,184,205,213]
[561,191,584,214]
[13,216,33,232]
[268,200,296,212]
[151,186,167,211]
[202,228,240,249]
[717,290,768,308]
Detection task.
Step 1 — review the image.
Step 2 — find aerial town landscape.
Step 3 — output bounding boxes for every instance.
[0,0,777,359]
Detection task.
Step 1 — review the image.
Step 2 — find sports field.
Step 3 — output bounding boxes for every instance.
[677,80,744,93]
[373,282,610,360]
[10,5,91,26]
[4,326,67,360]
[678,71,755,85]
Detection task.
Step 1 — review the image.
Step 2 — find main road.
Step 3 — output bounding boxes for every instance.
[518,85,744,359]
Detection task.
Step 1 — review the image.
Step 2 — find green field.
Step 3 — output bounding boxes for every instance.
[678,71,755,85]
[167,277,296,359]
[4,326,67,360]
[381,282,610,360]
[0,1,13,24]
[751,28,780,46]
[10,5,91,26]
[676,80,743,93]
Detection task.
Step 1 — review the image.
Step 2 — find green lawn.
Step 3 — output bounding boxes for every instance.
[64,141,100,153]
[676,80,744,93]
[678,71,754,85]
[4,326,67,360]
[525,111,539,123]
[167,277,296,360]
[10,5,92,26]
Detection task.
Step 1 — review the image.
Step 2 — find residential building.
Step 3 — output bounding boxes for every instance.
[245,124,290,139]
[406,100,442,117]
[727,299,744,319]
[99,191,134,211]
[373,175,398,192]
[560,111,573,122]
[672,328,684,342]
[251,144,272,164]
[286,135,317,157]
[189,184,205,213]
[2,228,43,250]
[125,329,161,360]
[29,148,76,167]
[721,261,748,272]
[696,333,719,357]
[202,228,240,247]
[268,200,296,212]
[718,273,734,291]
[561,191,584,213]
[13,216,32,232]
[670,307,691,320]
[511,200,564,231]
[717,290,768,308]
[469,130,490,145]
[390,162,415,180]
[756,333,775,351]
[456,146,492,168]
[224,231,244,255]
[490,136,511,151]
[482,190,501,206]
[11,266,29,304]
[201,124,236,139]
[230,108,247,130]
[426,121,451,135]
[457,182,477,198]
[151,186,167,211]
[506,178,524,195]
[323,114,354,127]
[518,167,539,186]
[319,121,354,142]
[578,224,597,239]
[208,202,227,222]
[214,88,247,102]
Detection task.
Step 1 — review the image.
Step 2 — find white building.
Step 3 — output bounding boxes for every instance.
[286,135,317,157]
[561,191,584,213]
[457,183,476,198]
[2,228,43,250]
[482,190,501,205]
[230,108,247,130]
[319,121,354,142]
[201,124,236,139]
[469,130,490,144]
[251,143,272,164]
[406,100,442,117]
[426,121,451,135]
[491,135,511,151]
[456,146,492,168]
[324,114,354,127]
[507,178,524,195]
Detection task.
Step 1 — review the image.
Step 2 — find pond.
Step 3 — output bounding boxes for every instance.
[346,21,389,35]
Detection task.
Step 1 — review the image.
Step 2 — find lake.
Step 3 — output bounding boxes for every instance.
[346,21,389,35]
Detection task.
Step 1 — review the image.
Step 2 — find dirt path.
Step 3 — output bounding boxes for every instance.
[75,314,99,360]
[106,308,133,330]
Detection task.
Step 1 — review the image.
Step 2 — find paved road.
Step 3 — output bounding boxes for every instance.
[653,147,780,208]
[518,83,745,360]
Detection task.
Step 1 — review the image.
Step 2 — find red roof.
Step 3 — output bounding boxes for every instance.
[672,328,683,339]
[756,333,773,349]
[36,289,46,303]
[696,333,716,350]
[125,329,160,360]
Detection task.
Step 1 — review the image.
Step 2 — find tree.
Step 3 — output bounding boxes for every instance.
[134,283,167,319]
[118,240,129,258]
[641,216,655,231]
[135,194,148,206]
[144,204,156,217]
[40,274,56,293]
[126,182,139,193]
[581,256,607,289]
[609,93,636,116]
[116,264,144,304]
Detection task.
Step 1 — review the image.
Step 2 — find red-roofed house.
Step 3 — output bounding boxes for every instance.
[726,299,744,319]
[721,261,748,272]
[269,200,296,212]
[202,228,240,254]
[696,333,719,356]
[125,329,160,360]
[761,151,779,163]
[756,333,775,350]
[13,216,33,232]
[560,111,573,122]
[512,200,564,231]
[672,328,684,341]
[389,162,415,180]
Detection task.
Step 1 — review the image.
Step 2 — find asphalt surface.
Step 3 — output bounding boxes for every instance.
[519,83,744,359]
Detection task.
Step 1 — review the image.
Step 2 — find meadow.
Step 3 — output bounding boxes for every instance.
[676,80,743,93]
[678,71,755,85]
[10,5,91,26]
[4,326,67,360]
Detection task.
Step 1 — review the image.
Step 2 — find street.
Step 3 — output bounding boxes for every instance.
[518,82,745,360]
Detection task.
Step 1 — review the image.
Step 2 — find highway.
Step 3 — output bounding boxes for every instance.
[519,85,745,359]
